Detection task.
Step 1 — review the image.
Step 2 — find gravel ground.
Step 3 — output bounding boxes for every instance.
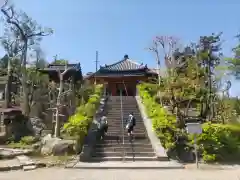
[1,167,240,180]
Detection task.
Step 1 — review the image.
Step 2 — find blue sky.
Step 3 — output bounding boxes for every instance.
[0,0,240,96]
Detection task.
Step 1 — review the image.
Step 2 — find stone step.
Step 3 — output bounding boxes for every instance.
[95,146,154,152]
[106,130,146,132]
[107,110,140,112]
[106,123,142,126]
[107,125,145,128]
[106,116,142,119]
[99,139,150,144]
[0,148,33,160]
[107,106,139,108]
[108,105,138,107]
[106,132,146,136]
[107,105,139,107]
[99,139,149,144]
[105,134,146,137]
[93,151,156,157]
[107,115,142,117]
[107,113,140,115]
[107,120,143,122]
[106,125,144,128]
[107,126,145,129]
[107,107,139,109]
[106,123,145,125]
[107,109,140,112]
[106,124,145,127]
[107,119,142,122]
[106,126,145,129]
[108,108,139,109]
[106,124,145,126]
[16,155,37,171]
[89,156,159,162]
[95,143,152,148]
[104,133,147,137]
[107,102,137,104]
[106,112,141,115]
[108,101,137,102]
[106,121,144,123]
[107,123,144,125]
[103,136,147,141]
[107,113,142,116]
[106,130,146,133]
[108,102,137,104]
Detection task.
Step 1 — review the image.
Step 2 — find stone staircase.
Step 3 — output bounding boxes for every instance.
[91,96,159,161]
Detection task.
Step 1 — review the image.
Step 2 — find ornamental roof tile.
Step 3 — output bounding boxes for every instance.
[100,55,145,71]
[44,63,81,71]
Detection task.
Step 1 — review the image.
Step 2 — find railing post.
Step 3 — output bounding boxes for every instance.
[120,89,125,161]
[103,83,107,97]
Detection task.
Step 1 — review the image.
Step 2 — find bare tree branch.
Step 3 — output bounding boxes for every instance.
[1,2,53,116]
[28,30,53,38]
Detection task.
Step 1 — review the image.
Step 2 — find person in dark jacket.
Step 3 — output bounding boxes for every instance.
[126,112,136,137]
[99,116,108,140]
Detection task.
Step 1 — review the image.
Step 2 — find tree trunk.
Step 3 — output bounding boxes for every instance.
[155,52,162,105]
[4,56,11,108]
[54,74,63,137]
[70,77,76,114]
[21,41,30,116]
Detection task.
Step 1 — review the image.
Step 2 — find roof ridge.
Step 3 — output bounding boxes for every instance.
[127,59,141,66]
[103,58,141,69]
[105,59,126,68]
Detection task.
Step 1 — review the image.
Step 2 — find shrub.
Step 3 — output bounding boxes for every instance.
[20,136,37,145]
[138,82,240,163]
[195,123,240,162]
[63,84,103,151]
[7,136,37,149]
[137,83,180,150]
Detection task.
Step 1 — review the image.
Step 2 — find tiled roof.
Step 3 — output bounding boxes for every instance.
[147,68,166,76]
[85,55,159,79]
[100,57,145,71]
[45,63,81,71]
[38,63,83,81]
[95,70,147,77]
[39,63,82,73]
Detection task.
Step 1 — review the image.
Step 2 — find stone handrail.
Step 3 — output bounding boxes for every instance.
[79,95,108,162]
[135,96,168,160]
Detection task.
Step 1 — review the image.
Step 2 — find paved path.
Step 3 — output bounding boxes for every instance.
[69,161,183,169]
[1,168,240,180]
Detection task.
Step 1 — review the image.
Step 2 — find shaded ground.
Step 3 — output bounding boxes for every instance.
[1,168,240,180]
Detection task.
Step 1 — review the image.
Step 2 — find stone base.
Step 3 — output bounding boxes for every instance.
[66,161,184,169]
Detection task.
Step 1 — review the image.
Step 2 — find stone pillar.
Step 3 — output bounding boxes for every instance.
[103,82,107,97]
[0,112,4,133]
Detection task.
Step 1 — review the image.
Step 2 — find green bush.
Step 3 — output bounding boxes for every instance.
[137,83,180,150]
[7,136,37,149]
[63,84,103,151]
[138,82,240,163]
[20,136,37,145]
[195,123,240,162]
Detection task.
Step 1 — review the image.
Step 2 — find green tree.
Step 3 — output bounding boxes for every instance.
[1,0,53,116]
[197,33,223,120]
[227,34,240,79]
[53,59,69,65]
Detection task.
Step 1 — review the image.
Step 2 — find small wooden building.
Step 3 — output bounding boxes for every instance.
[0,73,23,142]
[38,62,83,130]
[39,63,83,82]
[86,55,158,96]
